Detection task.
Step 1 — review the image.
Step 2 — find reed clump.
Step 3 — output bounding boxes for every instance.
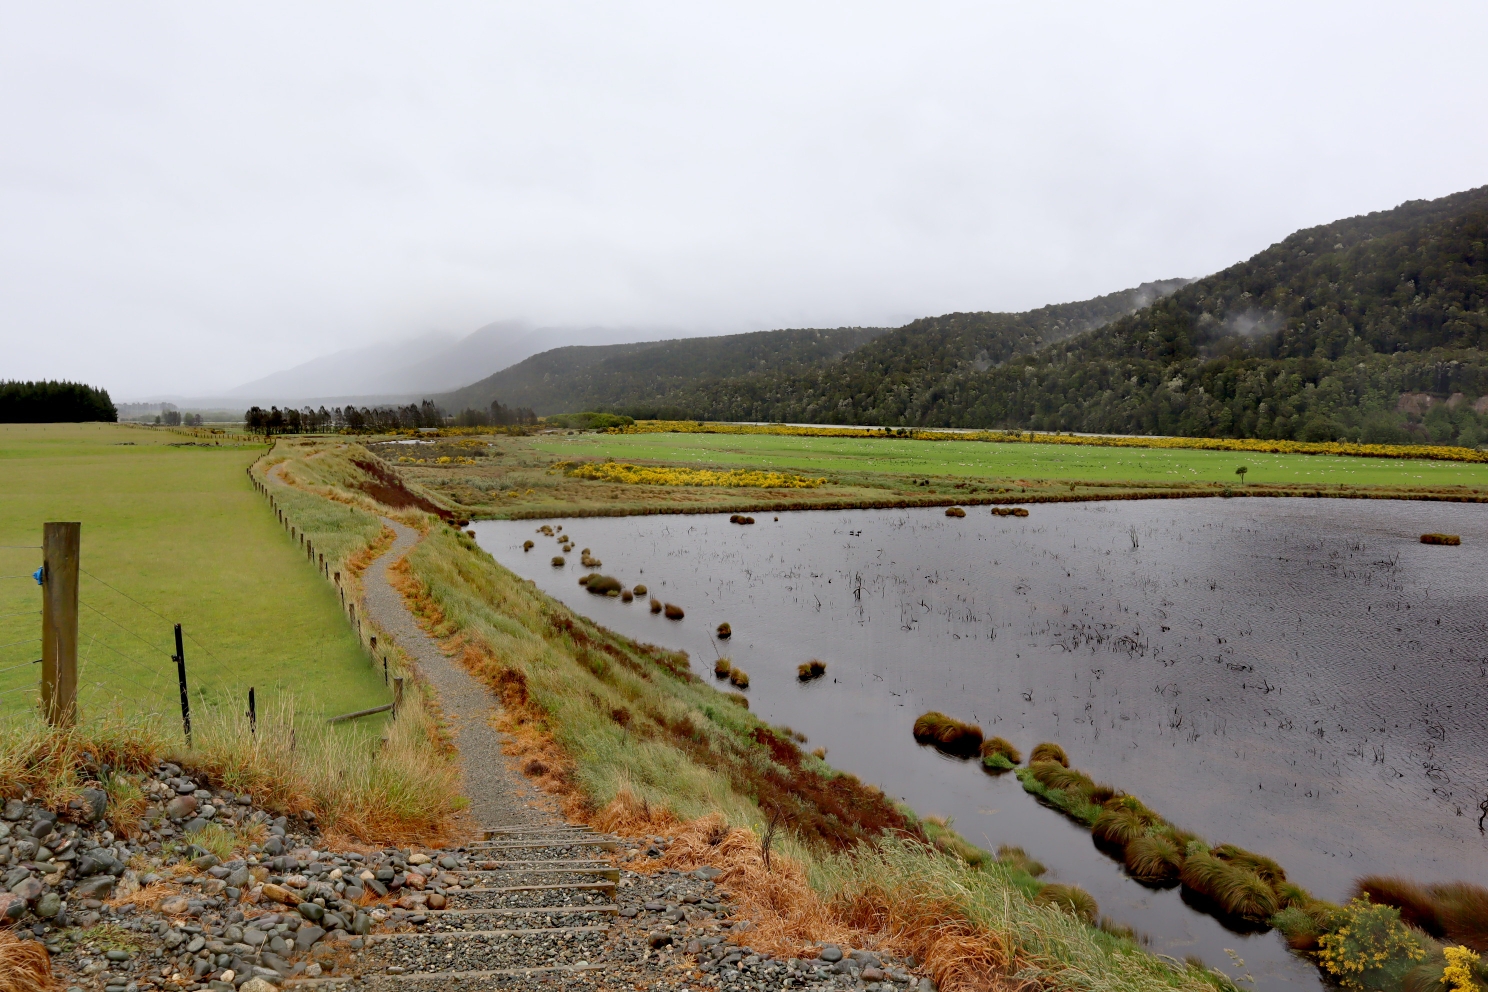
[996,845,1046,877]
[726,692,749,709]
[1355,876,1488,951]
[945,506,966,518]
[1030,741,1068,766]
[728,667,750,689]
[715,658,733,678]
[551,555,565,566]
[0,928,55,992]
[633,584,647,595]
[729,514,757,525]
[1093,795,1161,850]
[538,525,554,536]
[523,540,534,551]
[797,659,826,681]
[912,712,984,759]
[1420,533,1462,545]
[979,736,1021,771]
[1123,832,1185,885]
[992,507,1031,517]
[716,622,732,639]
[664,602,685,620]
[650,597,662,613]
[621,590,633,602]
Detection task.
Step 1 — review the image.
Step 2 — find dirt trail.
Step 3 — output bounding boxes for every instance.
[361,518,557,829]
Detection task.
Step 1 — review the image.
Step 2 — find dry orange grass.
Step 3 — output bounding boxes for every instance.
[0,929,58,992]
[591,792,1011,992]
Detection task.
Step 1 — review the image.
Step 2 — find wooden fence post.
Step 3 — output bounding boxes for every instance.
[41,522,80,727]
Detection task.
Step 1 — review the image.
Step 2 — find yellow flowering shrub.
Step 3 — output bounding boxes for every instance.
[1316,898,1426,990]
[615,420,1488,465]
[1443,946,1483,992]
[563,461,825,489]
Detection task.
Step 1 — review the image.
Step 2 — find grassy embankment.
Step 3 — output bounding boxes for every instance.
[378,423,1488,521]
[262,439,1238,992]
[0,424,461,847]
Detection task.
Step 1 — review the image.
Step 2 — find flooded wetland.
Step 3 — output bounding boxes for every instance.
[474,498,1488,991]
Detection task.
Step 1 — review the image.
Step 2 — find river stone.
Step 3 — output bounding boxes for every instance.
[240,979,278,992]
[293,925,325,951]
[158,895,190,915]
[1,800,23,820]
[297,901,325,922]
[820,945,844,963]
[193,853,221,870]
[0,894,24,919]
[73,874,117,900]
[11,877,42,902]
[165,795,198,820]
[79,788,108,823]
[226,867,250,888]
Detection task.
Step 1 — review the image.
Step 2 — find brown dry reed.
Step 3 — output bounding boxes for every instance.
[0,928,57,992]
[1354,876,1488,951]
[1420,533,1462,545]
[797,660,826,681]
[1029,742,1068,766]
[912,712,984,759]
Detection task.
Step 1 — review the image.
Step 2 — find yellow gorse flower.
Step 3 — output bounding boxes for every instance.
[563,461,825,489]
[612,420,1488,465]
[1315,899,1426,991]
[1443,946,1482,992]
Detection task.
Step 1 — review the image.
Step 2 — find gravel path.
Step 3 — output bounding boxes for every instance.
[361,518,556,830]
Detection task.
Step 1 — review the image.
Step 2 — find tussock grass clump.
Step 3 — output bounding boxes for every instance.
[978,736,1021,771]
[728,668,750,689]
[583,574,624,595]
[729,514,757,525]
[633,584,647,595]
[1035,883,1099,923]
[715,658,733,678]
[992,507,1031,517]
[1356,876,1488,951]
[912,711,984,759]
[664,602,685,620]
[726,692,749,709]
[1093,795,1160,851]
[621,590,634,602]
[523,540,534,551]
[797,659,826,681]
[1030,741,1068,766]
[1124,832,1185,885]
[996,845,1046,877]
[551,555,565,566]
[650,597,663,613]
[945,506,966,518]
[1179,843,1279,923]
[716,622,732,639]
[1420,533,1462,545]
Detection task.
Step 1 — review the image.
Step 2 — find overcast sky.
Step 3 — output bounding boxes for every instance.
[3,2,1485,400]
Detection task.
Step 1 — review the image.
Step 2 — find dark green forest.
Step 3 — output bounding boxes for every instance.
[434,185,1488,445]
[434,325,890,417]
[0,381,117,423]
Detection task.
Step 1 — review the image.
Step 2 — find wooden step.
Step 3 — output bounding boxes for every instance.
[365,924,609,943]
[468,838,619,851]
[460,866,620,881]
[415,904,619,919]
[454,881,616,895]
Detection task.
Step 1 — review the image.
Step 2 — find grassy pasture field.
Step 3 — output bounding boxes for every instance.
[532,429,1488,488]
[0,423,388,722]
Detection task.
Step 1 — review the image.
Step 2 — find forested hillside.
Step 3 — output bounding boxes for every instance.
[956,185,1488,444]
[435,325,890,416]
[647,280,1188,423]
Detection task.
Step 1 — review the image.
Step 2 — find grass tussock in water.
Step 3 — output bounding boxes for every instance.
[728,668,750,689]
[551,555,565,566]
[633,583,647,595]
[729,514,757,524]
[664,602,685,620]
[996,845,1046,878]
[1178,844,1281,924]
[945,506,966,517]
[1420,533,1462,545]
[992,507,1031,517]
[797,659,827,681]
[523,540,534,551]
[650,597,663,613]
[1124,832,1186,885]
[978,736,1021,771]
[1030,741,1068,766]
[716,622,732,639]
[912,712,984,759]
[714,658,733,679]
[583,574,624,595]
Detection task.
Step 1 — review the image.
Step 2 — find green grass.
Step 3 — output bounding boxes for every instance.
[532,431,1488,488]
[0,424,389,722]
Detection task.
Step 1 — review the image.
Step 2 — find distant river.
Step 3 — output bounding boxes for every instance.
[474,498,1488,992]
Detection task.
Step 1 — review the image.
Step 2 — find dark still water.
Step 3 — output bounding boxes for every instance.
[474,499,1488,991]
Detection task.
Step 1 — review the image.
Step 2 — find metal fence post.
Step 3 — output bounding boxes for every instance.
[173,623,191,744]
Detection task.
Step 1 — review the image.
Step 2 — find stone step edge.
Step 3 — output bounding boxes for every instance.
[467,839,619,850]
[459,867,620,879]
[284,962,607,987]
[467,858,611,867]
[483,825,592,836]
[453,880,616,894]
[366,924,610,942]
[417,904,619,918]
